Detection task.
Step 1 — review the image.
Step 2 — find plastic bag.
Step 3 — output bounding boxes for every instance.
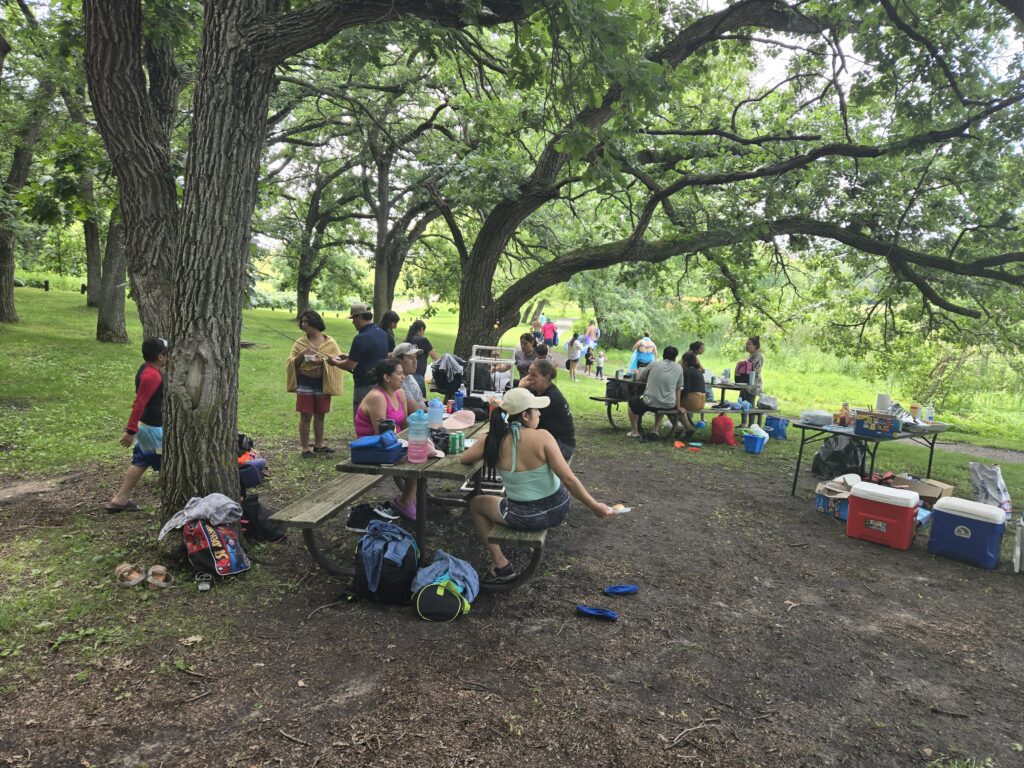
[969,462,1012,521]
[811,436,865,479]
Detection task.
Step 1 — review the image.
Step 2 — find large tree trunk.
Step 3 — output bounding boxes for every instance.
[83,0,179,338]
[83,187,102,307]
[96,215,129,343]
[161,0,278,515]
[295,268,313,320]
[453,279,520,357]
[0,229,18,323]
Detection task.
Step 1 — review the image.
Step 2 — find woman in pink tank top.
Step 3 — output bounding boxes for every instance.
[354,359,417,519]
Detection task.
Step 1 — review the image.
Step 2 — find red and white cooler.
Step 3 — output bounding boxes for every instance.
[846,483,920,550]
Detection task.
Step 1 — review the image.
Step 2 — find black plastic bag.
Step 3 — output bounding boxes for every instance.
[811,435,865,479]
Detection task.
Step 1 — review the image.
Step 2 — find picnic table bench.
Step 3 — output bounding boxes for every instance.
[590,395,774,433]
[269,472,385,576]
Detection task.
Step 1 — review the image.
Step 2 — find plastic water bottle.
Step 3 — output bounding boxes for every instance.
[455,385,465,411]
[428,398,444,429]
[407,411,430,463]
[925,404,935,422]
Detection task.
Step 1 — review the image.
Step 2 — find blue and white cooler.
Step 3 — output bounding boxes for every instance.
[927,497,1006,570]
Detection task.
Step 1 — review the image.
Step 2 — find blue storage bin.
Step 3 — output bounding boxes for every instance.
[764,416,789,440]
[927,497,1005,569]
[743,433,768,454]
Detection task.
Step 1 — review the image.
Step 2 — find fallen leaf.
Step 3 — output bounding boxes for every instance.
[179,635,203,647]
[297,680,306,687]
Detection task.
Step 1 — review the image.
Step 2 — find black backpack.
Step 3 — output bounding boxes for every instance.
[352,537,418,604]
[239,494,286,543]
[812,435,865,479]
[413,580,470,622]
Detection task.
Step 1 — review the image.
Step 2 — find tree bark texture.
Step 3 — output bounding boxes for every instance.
[83,0,180,338]
[161,0,279,514]
[84,215,102,307]
[96,215,129,343]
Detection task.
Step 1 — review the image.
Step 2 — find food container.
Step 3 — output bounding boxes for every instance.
[853,410,902,438]
[846,483,920,550]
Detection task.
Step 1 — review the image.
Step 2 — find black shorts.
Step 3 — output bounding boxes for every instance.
[500,485,570,531]
[628,396,669,416]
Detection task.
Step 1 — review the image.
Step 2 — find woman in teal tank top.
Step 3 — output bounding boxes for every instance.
[459,388,612,585]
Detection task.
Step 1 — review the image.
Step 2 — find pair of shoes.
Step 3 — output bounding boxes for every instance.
[301,449,315,458]
[104,500,140,513]
[114,562,174,589]
[389,495,416,521]
[313,445,336,454]
[345,503,400,532]
[482,562,518,584]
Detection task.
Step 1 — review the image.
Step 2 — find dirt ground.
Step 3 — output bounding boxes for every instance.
[2,440,1023,768]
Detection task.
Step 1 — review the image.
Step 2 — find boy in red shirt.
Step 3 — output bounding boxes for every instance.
[105,338,168,512]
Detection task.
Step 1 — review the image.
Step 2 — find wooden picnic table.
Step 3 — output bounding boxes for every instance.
[334,421,490,564]
[590,376,771,431]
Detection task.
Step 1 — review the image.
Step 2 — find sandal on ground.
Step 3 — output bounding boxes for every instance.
[625,432,641,438]
[146,565,175,590]
[104,500,140,513]
[115,562,146,588]
[301,450,315,459]
[313,445,336,454]
[482,562,518,585]
[195,572,213,592]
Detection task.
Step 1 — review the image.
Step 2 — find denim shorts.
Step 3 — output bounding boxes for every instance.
[499,485,570,531]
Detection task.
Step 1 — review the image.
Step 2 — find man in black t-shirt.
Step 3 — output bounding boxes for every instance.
[519,358,575,460]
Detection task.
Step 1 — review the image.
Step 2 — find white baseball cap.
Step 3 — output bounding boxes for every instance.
[501,388,550,415]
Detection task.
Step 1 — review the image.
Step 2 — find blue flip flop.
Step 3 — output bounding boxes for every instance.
[576,604,618,621]
[603,584,639,596]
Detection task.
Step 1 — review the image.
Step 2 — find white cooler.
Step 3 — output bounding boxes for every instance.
[928,497,1006,570]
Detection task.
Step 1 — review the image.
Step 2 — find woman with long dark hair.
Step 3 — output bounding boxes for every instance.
[354,358,418,519]
[404,319,440,396]
[459,388,611,584]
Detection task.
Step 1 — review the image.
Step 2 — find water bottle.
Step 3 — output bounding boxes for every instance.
[407,411,430,463]
[455,385,465,411]
[428,398,444,429]
[925,404,935,422]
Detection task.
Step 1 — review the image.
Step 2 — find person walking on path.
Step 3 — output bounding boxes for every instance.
[565,332,583,381]
[105,338,168,512]
[330,302,389,416]
[286,310,343,457]
[542,318,557,346]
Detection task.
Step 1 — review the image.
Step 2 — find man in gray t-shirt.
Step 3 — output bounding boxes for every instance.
[626,347,684,437]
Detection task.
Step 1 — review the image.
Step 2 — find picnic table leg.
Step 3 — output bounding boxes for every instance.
[301,529,353,578]
[926,434,937,478]
[866,441,879,478]
[791,428,807,496]
[415,477,428,565]
[606,401,616,428]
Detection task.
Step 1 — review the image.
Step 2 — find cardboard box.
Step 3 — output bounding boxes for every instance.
[890,475,954,507]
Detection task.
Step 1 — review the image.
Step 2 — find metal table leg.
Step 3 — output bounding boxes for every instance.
[926,434,937,478]
[791,427,807,496]
[415,477,428,565]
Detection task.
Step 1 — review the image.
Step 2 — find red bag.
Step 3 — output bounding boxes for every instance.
[735,359,753,375]
[710,413,738,446]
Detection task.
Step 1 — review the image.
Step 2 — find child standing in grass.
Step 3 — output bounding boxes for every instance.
[584,346,595,376]
[595,349,606,380]
[105,338,167,513]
